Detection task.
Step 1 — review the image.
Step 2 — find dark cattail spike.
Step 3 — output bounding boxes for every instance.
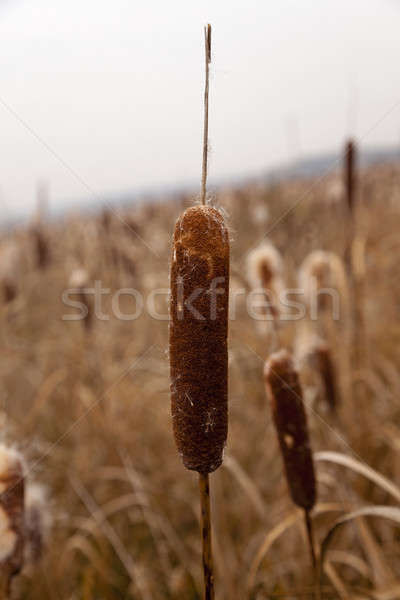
[170,205,229,473]
[344,139,356,216]
[264,350,316,510]
[265,350,317,574]
[344,139,357,277]
[312,341,339,413]
[33,226,50,270]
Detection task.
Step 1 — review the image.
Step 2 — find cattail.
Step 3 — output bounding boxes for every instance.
[298,249,347,315]
[169,204,229,473]
[0,242,21,304]
[296,330,339,415]
[344,139,356,215]
[264,350,317,569]
[264,350,316,510]
[170,25,223,600]
[247,242,284,317]
[32,226,50,270]
[308,340,338,413]
[25,483,49,565]
[0,446,25,594]
[101,209,112,232]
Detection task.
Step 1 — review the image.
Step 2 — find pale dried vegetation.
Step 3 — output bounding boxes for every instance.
[0,160,399,598]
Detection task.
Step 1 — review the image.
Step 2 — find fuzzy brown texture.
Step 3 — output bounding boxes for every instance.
[0,456,25,579]
[169,205,229,473]
[264,350,316,510]
[344,139,356,214]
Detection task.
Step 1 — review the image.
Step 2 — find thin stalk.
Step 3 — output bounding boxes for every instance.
[304,509,318,598]
[304,509,316,569]
[201,24,211,206]
[198,472,215,600]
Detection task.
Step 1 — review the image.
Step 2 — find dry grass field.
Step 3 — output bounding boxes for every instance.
[0,160,399,599]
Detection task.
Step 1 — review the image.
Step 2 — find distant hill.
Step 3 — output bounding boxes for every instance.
[267,145,400,181]
[2,144,399,229]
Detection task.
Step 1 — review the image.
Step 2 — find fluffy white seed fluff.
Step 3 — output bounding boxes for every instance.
[247,242,283,289]
[298,250,348,309]
[247,242,286,323]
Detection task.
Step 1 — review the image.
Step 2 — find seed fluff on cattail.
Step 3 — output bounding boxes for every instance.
[264,350,317,568]
[247,242,285,345]
[247,242,284,314]
[298,249,348,315]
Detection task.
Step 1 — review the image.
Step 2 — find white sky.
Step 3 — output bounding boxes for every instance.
[1,0,400,217]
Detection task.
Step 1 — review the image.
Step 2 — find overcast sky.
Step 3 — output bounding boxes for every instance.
[1,0,400,217]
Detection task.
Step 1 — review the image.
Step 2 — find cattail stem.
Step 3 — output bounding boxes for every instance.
[198,473,214,600]
[201,24,211,206]
[304,510,318,600]
[304,509,316,571]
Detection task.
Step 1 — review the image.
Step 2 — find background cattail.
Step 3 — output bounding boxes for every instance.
[298,249,348,315]
[264,350,316,511]
[0,445,25,591]
[169,204,229,474]
[25,483,50,565]
[308,340,338,413]
[247,242,285,320]
[344,139,356,216]
[32,226,50,270]
[0,242,21,304]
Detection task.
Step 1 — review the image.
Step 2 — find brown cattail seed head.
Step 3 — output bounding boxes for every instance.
[344,139,356,214]
[309,341,338,413]
[0,446,25,578]
[264,350,316,510]
[247,243,284,319]
[169,205,229,474]
[32,226,50,269]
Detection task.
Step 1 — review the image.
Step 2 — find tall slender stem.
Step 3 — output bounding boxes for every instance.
[198,472,214,600]
[304,509,318,599]
[304,509,317,570]
[201,24,211,206]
